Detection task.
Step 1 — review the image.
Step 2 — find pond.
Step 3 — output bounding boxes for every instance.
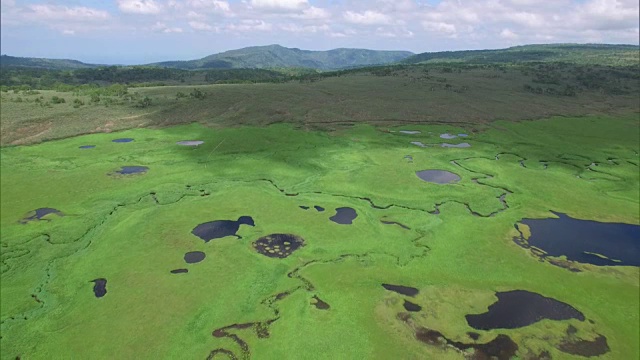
[113,166,149,175]
[516,212,640,266]
[112,138,134,143]
[329,207,357,225]
[177,141,204,146]
[465,290,584,330]
[253,234,304,258]
[416,170,461,184]
[191,216,255,242]
[382,283,419,297]
[20,208,63,224]
[90,278,107,298]
[79,145,96,149]
[441,142,471,148]
[184,251,206,264]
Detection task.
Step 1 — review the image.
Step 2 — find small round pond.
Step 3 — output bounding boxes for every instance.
[416,170,461,184]
[184,251,206,264]
[329,207,357,225]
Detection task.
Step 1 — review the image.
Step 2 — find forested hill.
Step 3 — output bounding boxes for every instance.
[0,55,99,70]
[402,44,640,66]
[149,45,414,70]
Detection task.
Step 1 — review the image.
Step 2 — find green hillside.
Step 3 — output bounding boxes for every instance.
[150,45,414,70]
[0,55,99,70]
[403,44,640,67]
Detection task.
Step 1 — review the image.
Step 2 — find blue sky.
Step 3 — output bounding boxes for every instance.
[1,0,638,64]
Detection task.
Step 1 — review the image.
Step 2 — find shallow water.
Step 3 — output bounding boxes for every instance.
[517,212,640,266]
[416,170,461,184]
[177,140,204,146]
[399,130,421,134]
[314,205,325,212]
[253,234,304,258]
[191,216,255,242]
[410,141,428,147]
[114,166,149,175]
[112,138,134,143]
[170,269,188,274]
[465,290,585,330]
[79,145,96,149]
[441,142,471,148]
[329,207,357,225]
[440,133,458,139]
[20,208,64,223]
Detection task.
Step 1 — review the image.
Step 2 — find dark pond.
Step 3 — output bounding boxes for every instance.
[382,284,419,297]
[177,140,204,146]
[416,170,461,184]
[253,234,304,258]
[90,278,107,298]
[329,207,358,225]
[441,142,471,148]
[113,166,149,175]
[312,295,330,310]
[184,251,206,264]
[516,212,640,266]
[79,145,96,149]
[20,208,64,224]
[299,206,310,210]
[465,290,584,330]
[112,138,134,143]
[171,269,188,274]
[314,205,325,212]
[467,332,480,340]
[403,300,422,312]
[191,216,255,242]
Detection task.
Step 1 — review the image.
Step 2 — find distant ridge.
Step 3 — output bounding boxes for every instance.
[402,43,639,66]
[0,55,99,70]
[148,44,414,70]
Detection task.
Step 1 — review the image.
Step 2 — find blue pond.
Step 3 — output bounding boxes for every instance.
[112,138,134,143]
[517,212,640,266]
[79,145,96,149]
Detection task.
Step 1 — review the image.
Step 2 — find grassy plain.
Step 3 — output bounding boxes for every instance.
[0,114,638,359]
[1,64,638,146]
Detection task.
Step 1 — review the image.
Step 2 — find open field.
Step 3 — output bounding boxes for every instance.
[1,114,638,359]
[1,63,638,146]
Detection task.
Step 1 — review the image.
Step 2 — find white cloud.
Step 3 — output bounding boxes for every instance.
[344,10,391,25]
[249,0,308,11]
[290,6,330,20]
[226,19,272,32]
[25,4,110,21]
[62,29,75,35]
[117,0,163,15]
[189,21,216,31]
[499,28,518,39]
[151,21,183,33]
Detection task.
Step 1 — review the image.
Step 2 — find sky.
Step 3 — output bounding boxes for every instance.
[1,0,638,64]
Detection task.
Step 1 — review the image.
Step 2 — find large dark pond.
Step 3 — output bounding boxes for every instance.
[184,251,206,264]
[466,290,584,330]
[517,212,640,266]
[90,278,107,298]
[20,208,64,224]
[416,170,461,184]
[329,207,358,225]
[253,234,304,258]
[191,216,255,242]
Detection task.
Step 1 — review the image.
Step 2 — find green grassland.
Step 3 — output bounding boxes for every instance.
[1,114,638,359]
